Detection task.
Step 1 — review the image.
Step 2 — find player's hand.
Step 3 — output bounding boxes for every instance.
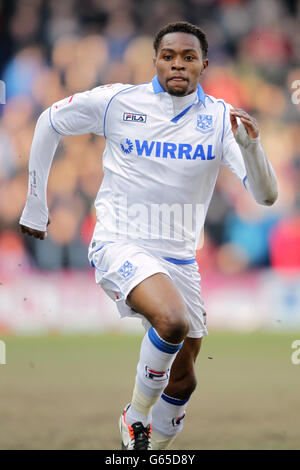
[20,218,51,240]
[230,108,259,139]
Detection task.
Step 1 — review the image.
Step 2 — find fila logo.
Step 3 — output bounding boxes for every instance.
[123,112,147,123]
[172,413,186,427]
[145,366,169,381]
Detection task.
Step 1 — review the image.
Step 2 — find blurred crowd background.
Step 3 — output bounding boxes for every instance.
[0,0,299,275]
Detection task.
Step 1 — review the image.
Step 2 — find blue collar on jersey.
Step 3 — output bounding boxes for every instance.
[151,75,206,106]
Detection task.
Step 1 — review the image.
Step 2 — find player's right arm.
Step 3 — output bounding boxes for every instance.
[19,107,61,239]
[19,84,124,239]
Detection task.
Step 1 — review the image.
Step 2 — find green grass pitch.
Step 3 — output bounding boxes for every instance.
[0,331,299,449]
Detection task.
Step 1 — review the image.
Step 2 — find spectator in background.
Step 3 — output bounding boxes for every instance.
[270,155,300,271]
[270,207,300,271]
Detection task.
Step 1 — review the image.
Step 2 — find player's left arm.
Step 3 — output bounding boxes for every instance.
[228,107,278,206]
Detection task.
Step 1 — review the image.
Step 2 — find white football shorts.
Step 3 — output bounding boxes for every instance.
[89,241,208,338]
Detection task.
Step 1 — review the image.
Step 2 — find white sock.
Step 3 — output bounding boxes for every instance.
[151,393,190,448]
[125,327,183,427]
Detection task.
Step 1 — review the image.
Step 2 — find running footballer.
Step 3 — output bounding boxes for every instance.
[20,22,278,450]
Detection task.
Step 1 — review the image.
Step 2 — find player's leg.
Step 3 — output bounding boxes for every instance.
[127,272,190,343]
[164,336,202,399]
[121,272,190,448]
[90,242,191,449]
[151,337,202,449]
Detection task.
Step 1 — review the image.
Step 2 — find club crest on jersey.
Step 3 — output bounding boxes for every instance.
[123,113,147,123]
[145,366,169,381]
[196,114,214,133]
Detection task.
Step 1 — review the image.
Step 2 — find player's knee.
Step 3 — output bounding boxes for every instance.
[158,305,190,344]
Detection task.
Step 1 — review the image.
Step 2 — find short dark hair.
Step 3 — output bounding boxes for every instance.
[153,21,208,58]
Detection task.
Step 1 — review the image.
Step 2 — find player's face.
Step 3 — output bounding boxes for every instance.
[154,32,208,97]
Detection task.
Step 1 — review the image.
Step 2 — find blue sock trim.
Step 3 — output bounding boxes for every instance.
[148,327,183,355]
[161,393,190,406]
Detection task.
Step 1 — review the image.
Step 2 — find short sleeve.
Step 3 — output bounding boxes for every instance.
[220,100,247,186]
[49,83,128,137]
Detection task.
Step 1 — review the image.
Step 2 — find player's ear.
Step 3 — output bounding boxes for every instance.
[152,56,157,68]
[200,59,208,76]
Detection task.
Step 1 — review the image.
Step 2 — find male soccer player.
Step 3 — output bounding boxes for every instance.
[20,22,278,450]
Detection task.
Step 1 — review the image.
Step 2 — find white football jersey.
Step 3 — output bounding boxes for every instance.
[50,77,248,261]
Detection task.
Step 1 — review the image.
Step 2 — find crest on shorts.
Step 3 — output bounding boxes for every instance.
[196,114,214,133]
[118,260,138,280]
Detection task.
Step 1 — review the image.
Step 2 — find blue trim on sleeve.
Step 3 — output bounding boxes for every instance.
[148,327,183,354]
[161,393,190,406]
[217,100,226,143]
[103,84,147,139]
[205,94,214,103]
[163,257,196,265]
[49,106,64,135]
[242,175,248,188]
